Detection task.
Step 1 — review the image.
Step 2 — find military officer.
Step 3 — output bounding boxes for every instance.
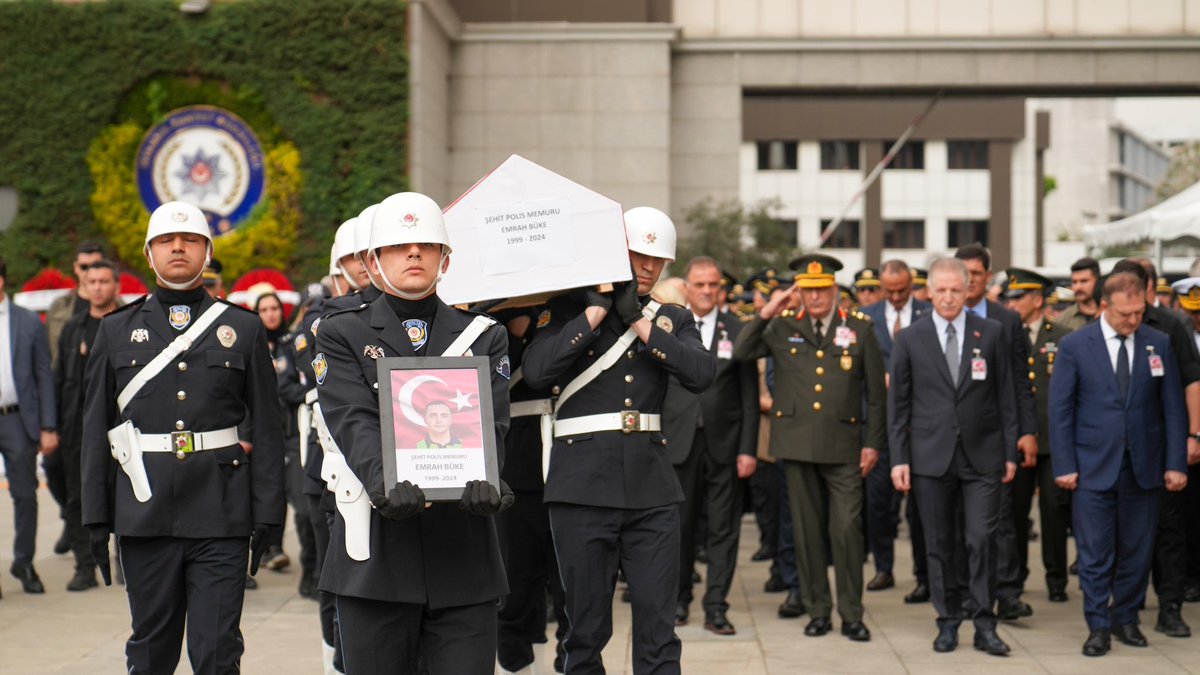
[315,191,512,674]
[81,201,285,675]
[1002,268,1073,603]
[854,268,884,308]
[733,253,886,642]
[523,206,715,675]
[911,268,930,303]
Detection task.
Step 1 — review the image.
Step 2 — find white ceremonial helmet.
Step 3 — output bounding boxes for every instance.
[368,192,452,300]
[144,201,213,290]
[328,244,342,277]
[624,206,676,261]
[332,217,359,289]
[354,205,379,255]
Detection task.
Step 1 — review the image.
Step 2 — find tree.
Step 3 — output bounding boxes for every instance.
[1154,141,1200,203]
[673,198,798,281]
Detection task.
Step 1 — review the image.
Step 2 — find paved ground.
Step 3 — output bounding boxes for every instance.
[0,485,1198,674]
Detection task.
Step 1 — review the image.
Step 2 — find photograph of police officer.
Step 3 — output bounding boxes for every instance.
[416,400,463,449]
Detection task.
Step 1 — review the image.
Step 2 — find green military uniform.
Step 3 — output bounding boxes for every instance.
[733,254,886,637]
[1004,269,1073,598]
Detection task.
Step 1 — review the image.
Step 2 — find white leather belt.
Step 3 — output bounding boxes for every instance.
[139,427,240,455]
[511,399,553,418]
[554,412,661,438]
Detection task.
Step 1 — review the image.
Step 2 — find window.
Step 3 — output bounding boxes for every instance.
[948,220,988,247]
[947,141,988,170]
[777,219,799,248]
[1116,176,1153,214]
[883,140,924,170]
[820,219,860,249]
[756,140,798,171]
[884,219,924,248]
[820,141,860,170]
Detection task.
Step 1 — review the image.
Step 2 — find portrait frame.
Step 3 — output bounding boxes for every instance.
[377,356,500,502]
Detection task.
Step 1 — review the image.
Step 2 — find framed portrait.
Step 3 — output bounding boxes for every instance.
[377,356,501,502]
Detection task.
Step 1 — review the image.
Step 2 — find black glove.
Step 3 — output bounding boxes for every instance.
[568,286,612,311]
[459,479,504,516]
[611,280,644,326]
[249,523,271,576]
[370,481,426,522]
[87,525,112,587]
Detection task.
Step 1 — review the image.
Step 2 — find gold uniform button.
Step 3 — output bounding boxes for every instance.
[1028,357,1035,366]
[816,367,825,376]
[814,384,823,393]
[816,350,824,359]
[1031,385,1038,394]
[178,362,187,371]
[775,411,783,418]
[177,391,187,401]
[625,375,634,383]
[790,347,797,355]
[812,402,822,411]
[850,417,857,423]
[1028,372,1036,381]
[624,398,634,407]
[175,420,185,430]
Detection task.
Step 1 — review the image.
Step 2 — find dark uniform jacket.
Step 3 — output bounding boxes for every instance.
[315,294,511,607]
[1025,317,1072,453]
[503,308,554,492]
[54,310,95,454]
[734,307,886,463]
[81,292,286,537]
[982,300,1039,438]
[1145,303,1200,387]
[662,310,758,465]
[522,296,715,510]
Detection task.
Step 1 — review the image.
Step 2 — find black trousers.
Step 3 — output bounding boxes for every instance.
[906,493,927,584]
[675,435,742,612]
[750,459,780,556]
[497,488,567,672]
[549,503,681,675]
[335,595,497,675]
[1152,489,1189,607]
[1010,459,1069,594]
[60,440,93,570]
[993,478,1024,602]
[119,535,249,675]
[864,449,898,574]
[1187,466,1200,588]
[911,446,1000,632]
[305,494,338,650]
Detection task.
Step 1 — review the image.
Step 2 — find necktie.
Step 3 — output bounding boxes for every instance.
[815,319,825,343]
[945,323,959,382]
[1026,325,1034,346]
[1116,336,1130,401]
[696,318,707,349]
[893,311,902,338]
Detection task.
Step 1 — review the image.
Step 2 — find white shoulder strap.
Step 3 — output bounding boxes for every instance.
[508,366,524,391]
[441,315,497,357]
[116,303,230,414]
[554,301,660,412]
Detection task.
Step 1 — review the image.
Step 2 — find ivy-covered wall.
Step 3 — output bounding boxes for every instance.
[0,0,409,285]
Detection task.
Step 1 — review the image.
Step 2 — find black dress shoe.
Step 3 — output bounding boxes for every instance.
[804,617,832,637]
[245,574,257,590]
[691,569,701,584]
[10,564,44,594]
[298,574,319,600]
[778,590,805,618]
[933,625,958,653]
[751,545,776,562]
[1184,584,1200,603]
[997,598,1033,621]
[703,608,736,636]
[53,529,70,555]
[763,574,787,593]
[674,602,689,627]
[1113,623,1148,647]
[695,547,709,564]
[905,583,930,604]
[1048,589,1068,603]
[66,567,98,592]
[1069,559,1079,575]
[973,629,1010,656]
[841,621,871,641]
[866,571,894,591]
[1082,629,1111,657]
[1155,604,1191,638]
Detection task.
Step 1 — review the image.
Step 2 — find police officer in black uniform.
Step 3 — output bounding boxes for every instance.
[316,192,512,674]
[523,206,716,675]
[81,201,285,675]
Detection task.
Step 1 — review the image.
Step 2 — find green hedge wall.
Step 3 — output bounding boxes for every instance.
[0,0,409,284]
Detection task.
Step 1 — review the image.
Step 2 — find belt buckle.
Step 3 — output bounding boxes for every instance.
[620,410,640,434]
[172,431,195,459]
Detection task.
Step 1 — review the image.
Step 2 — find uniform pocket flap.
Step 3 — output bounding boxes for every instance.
[206,351,246,370]
[115,350,156,370]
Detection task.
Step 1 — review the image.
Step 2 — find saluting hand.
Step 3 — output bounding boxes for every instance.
[1055,473,1078,491]
[758,287,794,320]
[1165,470,1188,493]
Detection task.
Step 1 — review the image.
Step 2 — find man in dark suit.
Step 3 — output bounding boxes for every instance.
[860,259,931,600]
[955,244,1038,621]
[0,257,58,595]
[1049,271,1189,657]
[890,256,1019,656]
[664,256,758,635]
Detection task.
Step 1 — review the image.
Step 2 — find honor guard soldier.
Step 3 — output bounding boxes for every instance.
[81,201,286,675]
[1001,268,1073,603]
[315,192,512,674]
[733,253,886,642]
[523,207,716,675]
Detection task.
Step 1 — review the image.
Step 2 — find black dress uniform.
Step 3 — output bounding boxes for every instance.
[273,331,318,583]
[523,293,715,675]
[81,286,286,675]
[316,292,510,675]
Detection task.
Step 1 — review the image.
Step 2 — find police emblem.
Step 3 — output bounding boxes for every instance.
[311,317,321,336]
[216,325,237,348]
[655,315,673,332]
[136,106,266,236]
[130,328,150,343]
[312,353,329,385]
[168,305,191,330]
[403,319,428,351]
[537,309,551,328]
[644,232,657,245]
[401,212,420,228]
[496,355,512,380]
[363,345,385,360]
[294,334,308,353]
[274,357,288,374]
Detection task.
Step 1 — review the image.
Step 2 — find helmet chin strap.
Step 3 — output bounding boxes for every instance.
[371,248,446,301]
[341,264,361,291]
[147,244,210,291]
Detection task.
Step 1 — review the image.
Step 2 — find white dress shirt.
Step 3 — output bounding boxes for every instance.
[0,297,19,407]
[966,299,988,319]
[931,310,966,361]
[692,306,717,350]
[1099,313,1134,375]
[885,298,914,336]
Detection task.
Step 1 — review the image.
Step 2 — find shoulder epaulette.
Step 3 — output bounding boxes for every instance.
[325,304,368,320]
[105,296,146,316]
[216,297,258,315]
[855,311,870,322]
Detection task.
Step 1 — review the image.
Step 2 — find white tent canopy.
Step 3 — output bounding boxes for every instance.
[1083,180,1200,250]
